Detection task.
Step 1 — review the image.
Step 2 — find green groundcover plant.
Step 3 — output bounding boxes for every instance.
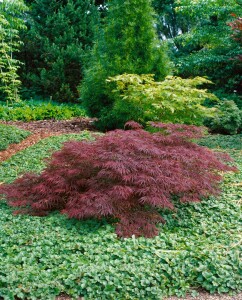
[0,124,31,151]
[199,133,242,150]
[0,133,241,299]
[0,101,87,121]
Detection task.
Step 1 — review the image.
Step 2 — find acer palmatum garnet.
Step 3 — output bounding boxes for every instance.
[0,122,236,238]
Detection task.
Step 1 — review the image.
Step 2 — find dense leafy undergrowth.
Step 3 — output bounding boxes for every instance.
[0,124,31,151]
[0,134,241,299]
[0,100,87,121]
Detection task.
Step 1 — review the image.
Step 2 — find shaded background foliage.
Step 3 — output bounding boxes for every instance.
[0,0,241,133]
[17,0,98,102]
[1,0,241,103]
[168,0,241,105]
[152,0,242,112]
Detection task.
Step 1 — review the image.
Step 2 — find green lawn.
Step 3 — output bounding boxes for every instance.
[0,134,241,300]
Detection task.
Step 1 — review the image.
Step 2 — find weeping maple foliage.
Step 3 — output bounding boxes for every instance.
[0,122,236,238]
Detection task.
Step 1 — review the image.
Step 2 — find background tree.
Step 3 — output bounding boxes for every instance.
[169,0,242,104]
[18,0,98,102]
[79,0,171,129]
[0,0,27,103]
[152,0,189,40]
[228,14,242,62]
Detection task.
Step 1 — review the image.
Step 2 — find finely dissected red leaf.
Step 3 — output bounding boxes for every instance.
[0,122,236,238]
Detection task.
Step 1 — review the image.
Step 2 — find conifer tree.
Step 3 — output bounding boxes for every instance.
[80,0,170,125]
[19,0,97,102]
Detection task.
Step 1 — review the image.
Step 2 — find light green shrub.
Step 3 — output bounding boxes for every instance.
[0,101,87,121]
[97,74,217,130]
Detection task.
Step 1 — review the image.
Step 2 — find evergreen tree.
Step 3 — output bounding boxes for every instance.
[0,0,27,103]
[80,0,170,124]
[19,0,97,102]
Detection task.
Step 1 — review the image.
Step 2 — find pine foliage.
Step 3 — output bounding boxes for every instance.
[19,0,97,101]
[0,122,236,238]
[80,0,170,118]
[205,100,242,135]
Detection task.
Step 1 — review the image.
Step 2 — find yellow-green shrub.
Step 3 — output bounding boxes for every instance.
[97,74,217,130]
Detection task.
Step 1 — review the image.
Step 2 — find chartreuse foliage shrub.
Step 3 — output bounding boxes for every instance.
[0,101,87,121]
[0,124,31,151]
[0,132,241,299]
[97,74,218,130]
[205,100,242,135]
[0,122,236,238]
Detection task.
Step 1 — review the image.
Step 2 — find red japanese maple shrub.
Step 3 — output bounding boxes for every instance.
[0,122,236,238]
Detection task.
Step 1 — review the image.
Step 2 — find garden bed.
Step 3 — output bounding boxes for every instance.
[0,133,241,299]
[0,119,97,163]
[0,118,97,135]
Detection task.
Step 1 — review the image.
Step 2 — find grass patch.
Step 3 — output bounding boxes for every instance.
[0,124,31,151]
[0,134,241,299]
